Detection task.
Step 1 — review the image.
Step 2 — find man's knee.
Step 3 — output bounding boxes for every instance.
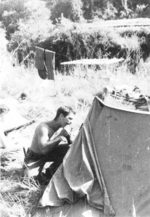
[56,144,69,155]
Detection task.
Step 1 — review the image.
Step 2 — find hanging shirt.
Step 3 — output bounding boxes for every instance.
[35,47,55,80]
[45,50,55,80]
[35,47,47,80]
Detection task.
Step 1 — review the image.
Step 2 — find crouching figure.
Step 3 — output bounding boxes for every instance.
[24,106,74,184]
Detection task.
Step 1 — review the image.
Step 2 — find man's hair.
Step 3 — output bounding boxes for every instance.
[54,106,71,120]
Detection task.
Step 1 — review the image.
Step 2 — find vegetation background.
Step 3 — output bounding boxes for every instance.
[0,0,150,216]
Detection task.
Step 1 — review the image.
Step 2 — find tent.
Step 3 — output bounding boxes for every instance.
[36,96,150,217]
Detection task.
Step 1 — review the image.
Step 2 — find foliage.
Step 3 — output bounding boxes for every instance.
[39,22,150,73]
[17,0,52,43]
[45,0,150,20]
[0,0,27,39]
[102,2,118,20]
[134,4,149,18]
[44,0,57,9]
[93,2,118,20]
[50,0,83,23]
[81,0,94,19]
[1,0,150,69]
[7,0,53,65]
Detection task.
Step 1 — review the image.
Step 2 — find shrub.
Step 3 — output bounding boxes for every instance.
[50,0,83,23]
[39,22,150,74]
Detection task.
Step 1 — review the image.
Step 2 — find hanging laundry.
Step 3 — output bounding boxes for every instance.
[35,47,47,80]
[45,50,55,80]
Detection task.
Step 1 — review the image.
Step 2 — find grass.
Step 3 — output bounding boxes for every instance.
[0,170,44,217]
[1,34,150,216]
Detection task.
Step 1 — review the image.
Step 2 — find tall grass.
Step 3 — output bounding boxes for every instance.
[0,173,44,217]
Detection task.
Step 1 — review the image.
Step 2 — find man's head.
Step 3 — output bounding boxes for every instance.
[54,106,74,127]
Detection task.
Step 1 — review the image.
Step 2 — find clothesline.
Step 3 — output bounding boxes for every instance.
[36,46,69,59]
[36,46,124,66]
[36,46,125,66]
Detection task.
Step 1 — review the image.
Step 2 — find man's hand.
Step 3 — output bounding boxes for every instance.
[58,129,69,138]
[58,129,72,144]
[59,136,67,143]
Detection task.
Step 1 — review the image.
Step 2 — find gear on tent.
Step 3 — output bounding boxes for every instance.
[101,85,150,112]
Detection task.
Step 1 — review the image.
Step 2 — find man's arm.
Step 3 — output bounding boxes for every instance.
[37,126,65,154]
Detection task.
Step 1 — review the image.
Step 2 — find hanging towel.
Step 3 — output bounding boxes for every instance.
[45,50,55,80]
[35,47,47,80]
[35,47,45,70]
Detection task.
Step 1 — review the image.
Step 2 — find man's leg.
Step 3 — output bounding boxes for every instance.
[49,143,69,162]
[24,148,46,179]
[45,144,70,178]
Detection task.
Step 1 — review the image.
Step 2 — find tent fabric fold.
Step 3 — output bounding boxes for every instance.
[39,98,115,216]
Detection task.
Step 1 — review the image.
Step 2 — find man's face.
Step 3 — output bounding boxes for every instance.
[61,113,73,127]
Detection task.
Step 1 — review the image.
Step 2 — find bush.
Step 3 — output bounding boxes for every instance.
[50,0,83,23]
[39,22,150,74]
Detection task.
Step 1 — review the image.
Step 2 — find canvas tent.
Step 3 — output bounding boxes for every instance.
[37,96,150,217]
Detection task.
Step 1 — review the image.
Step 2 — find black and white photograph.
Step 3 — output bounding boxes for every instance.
[0,0,150,216]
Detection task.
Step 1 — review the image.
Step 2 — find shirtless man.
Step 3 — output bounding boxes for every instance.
[24,106,74,182]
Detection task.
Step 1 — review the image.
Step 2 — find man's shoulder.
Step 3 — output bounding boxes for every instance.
[36,122,54,133]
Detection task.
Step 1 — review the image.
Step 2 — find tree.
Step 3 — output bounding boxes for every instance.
[0,0,27,39]
[50,0,83,23]
[81,0,94,19]
[7,0,53,66]
[19,0,52,42]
